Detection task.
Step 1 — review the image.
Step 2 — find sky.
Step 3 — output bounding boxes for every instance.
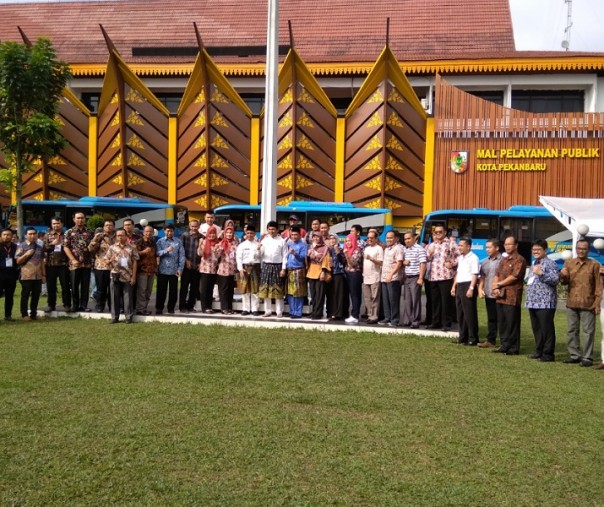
[509,0,604,52]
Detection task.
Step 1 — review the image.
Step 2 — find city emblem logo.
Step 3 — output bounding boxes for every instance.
[450,150,468,173]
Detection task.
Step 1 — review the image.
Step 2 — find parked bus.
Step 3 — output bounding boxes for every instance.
[214,201,393,241]
[419,206,574,264]
[3,197,188,237]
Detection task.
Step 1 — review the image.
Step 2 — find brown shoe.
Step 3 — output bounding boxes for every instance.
[594,363,604,370]
[477,341,495,348]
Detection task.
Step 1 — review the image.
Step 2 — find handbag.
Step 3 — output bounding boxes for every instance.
[323,271,332,284]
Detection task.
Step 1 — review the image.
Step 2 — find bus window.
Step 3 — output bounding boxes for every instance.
[472,217,497,239]
[534,217,567,242]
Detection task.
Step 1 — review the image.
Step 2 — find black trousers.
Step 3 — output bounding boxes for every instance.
[110,278,133,322]
[497,303,521,354]
[199,272,218,311]
[326,273,348,319]
[179,267,200,311]
[381,280,402,324]
[484,297,498,344]
[529,308,556,360]
[0,273,18,318]
[94,269,111,312]
[430,278,454,328]
[217,275,235,312]
[309,279,326,318]
[20,279,42,318]
[70,267,91,310]
[455,282,478,343]
[156,274,178,313]
[46,265,71,310]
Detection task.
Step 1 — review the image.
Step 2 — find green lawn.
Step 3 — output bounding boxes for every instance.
[0,293,602,506]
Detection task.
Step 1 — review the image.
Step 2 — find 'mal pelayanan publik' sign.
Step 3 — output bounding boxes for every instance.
[473,147,600,172]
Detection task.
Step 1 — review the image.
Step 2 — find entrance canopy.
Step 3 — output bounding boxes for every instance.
[539,196,604,239]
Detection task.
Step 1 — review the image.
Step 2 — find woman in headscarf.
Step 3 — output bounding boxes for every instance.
[215,226,239,314]
[197,225,219,313]
[218,219,236,239]
[306,231,331,320]
[326,233,348,321]
[344,232,363,324]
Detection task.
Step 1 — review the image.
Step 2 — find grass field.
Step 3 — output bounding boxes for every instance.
[1,292,603,506]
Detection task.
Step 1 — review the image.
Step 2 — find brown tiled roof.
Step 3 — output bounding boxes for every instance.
[0,0,522,65]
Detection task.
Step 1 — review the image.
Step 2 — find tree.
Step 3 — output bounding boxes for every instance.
[0,37,72,236]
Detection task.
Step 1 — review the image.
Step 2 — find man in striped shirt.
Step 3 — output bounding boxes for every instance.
[402,232,427,328]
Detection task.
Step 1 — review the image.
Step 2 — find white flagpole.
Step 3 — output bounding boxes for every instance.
[260,0,279,232]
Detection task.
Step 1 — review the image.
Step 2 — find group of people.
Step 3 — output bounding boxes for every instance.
[1,211,603,370]
[0,213,158,324]
[446,230,603,370]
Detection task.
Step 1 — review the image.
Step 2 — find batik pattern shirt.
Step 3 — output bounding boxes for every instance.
[156,237,185,275]
[344,247,363,274]
[495,252,527,307]
[64,226,94,269]
[15,241,44,280]
[427,239,459,282]
[563,257,602,311]
[136,238,157,275]
[381,243,404,282]
[105,243,140,283]
[525,256,559,309]
[198,239,220,274]
[216,243,238,276]
[88,233,116,270]
[43,231,68,267]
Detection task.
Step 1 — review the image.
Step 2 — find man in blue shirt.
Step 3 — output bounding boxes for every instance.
[155,224,185,315]
[525,239,560,362]
[285,226,307,318]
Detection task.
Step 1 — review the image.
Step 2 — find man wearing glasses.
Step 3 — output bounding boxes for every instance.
[426,226,459,331]
[560,239,602,367]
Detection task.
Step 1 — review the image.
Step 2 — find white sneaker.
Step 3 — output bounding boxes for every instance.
[345,316,359,324]
[194,302,202,312]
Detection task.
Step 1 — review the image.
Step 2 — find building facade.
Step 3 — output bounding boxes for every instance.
[1,0,603,228]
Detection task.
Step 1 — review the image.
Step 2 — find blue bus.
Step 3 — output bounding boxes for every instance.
[214,201,393,241]
[3,197,188,237]
[419,206,574,264]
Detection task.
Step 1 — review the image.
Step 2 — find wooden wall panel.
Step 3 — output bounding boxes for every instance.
[273,82,336,205]
[345,76,426,217]
[177,79,252,212]
[433,77,604,211]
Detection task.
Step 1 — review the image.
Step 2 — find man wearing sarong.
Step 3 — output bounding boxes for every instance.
[285,226,307,319]
[236,225,261,316]
[258,221,288,317]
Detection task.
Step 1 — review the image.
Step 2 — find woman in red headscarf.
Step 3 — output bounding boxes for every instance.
[344,232,363,324]
[215,226,239,314]
[197,225,220,313]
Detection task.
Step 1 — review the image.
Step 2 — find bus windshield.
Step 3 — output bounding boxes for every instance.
[419,206,571,264]
[214,202,393,241]
[4,197,188,237]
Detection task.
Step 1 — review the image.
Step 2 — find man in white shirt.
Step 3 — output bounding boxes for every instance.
[258,221,287,317]
[451,237,480,345]
[199,211,222,238]
[362,230,383,324]
[380,231,403,326]
[236,225,261,316]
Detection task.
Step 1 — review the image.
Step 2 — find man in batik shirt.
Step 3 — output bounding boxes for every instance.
[43,217,71,312]
[64,212,94,312]
[88,219,116,312]
[105,228,139,323]
[135,225,157,315]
